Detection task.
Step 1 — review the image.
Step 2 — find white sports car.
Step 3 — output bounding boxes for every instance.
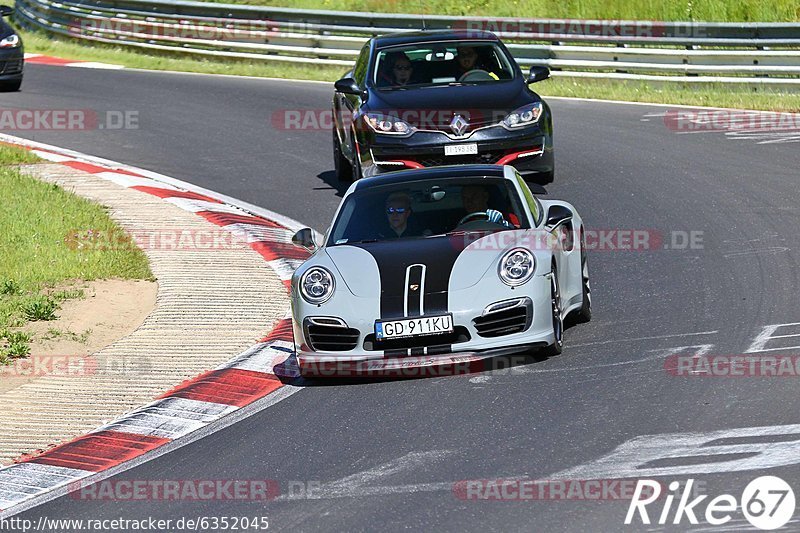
[290,164,590,376]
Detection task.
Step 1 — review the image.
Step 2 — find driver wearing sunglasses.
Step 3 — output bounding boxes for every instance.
[384,191,414,238]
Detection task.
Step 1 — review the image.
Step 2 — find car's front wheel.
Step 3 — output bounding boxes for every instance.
[540,264,564,357]
[0,78,22,92]
[350,136,363,181]
[332,128,352,182]
[575,242,592,323]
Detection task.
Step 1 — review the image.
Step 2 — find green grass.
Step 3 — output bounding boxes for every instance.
[196,0,800,22]
[0,145,153,364]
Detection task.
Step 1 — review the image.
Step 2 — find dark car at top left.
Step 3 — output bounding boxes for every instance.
[0,6,23,92]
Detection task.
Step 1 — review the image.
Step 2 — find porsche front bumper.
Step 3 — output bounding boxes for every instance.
[292,272,555,376]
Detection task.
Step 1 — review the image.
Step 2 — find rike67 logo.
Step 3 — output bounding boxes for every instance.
[626,476,795,530]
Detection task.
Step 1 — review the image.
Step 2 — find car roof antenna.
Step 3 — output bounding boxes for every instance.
[419,0,427,30]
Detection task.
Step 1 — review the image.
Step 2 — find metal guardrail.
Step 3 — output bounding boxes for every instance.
[14,0,800,87]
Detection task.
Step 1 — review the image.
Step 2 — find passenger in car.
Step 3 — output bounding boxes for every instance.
[378,52,417,87]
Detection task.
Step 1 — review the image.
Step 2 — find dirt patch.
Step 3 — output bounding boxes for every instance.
[0,279,157,393]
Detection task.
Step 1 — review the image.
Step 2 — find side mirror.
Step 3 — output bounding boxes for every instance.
[545,205,572,229]
[527,66,550,84]
[334,77,362,96]
[292,228,317,252]
[0,6,13,16]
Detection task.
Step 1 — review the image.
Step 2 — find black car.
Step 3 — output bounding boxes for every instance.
[0,6,23,92]
[332,31,554,184]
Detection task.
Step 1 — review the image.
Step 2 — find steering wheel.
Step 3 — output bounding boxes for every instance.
[458,69,494,82]
[457,211,491,225]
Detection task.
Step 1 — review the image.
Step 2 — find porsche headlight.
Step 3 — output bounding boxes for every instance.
[300,267,335,304]
[364,113,415,136]
[498,248,535,286]
[0,34,20,48]
[501,102,543,130]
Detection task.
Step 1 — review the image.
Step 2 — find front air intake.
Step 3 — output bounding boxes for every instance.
[473,298,532,338]
[304,317,359,352]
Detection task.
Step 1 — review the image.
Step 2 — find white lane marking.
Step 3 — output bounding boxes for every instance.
[551,424,800,480]
[549,97,788,113]
[514,344,715,376]
[278,450,456,501]
[0,463,94,510]
[472,345,714,384]
[164,197,249,215]
[66,62,124,70]
[568,330,718,349]
[92,397,239,440]
[268,258,305,281]
[221,223,294,244]
[693,517,800,532]
[95,171,180,190]
[29,150,73,163]
[218,341,294,374]
[723,247,790,258]
[746,323,800,353]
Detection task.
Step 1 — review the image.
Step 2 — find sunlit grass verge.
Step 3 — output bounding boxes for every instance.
[0,144,153,364]
[19,29,800,112]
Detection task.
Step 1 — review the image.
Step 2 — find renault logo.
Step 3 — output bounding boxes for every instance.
[450,114,468,136]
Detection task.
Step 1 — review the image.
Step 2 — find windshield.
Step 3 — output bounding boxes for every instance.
[328,177,529,245]
[373,42,516,89]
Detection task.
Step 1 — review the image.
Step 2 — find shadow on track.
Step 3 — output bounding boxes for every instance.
[315,170,349,197]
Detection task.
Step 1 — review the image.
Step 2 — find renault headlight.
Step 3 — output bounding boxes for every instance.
[498,248,535,286]
[501,102,543,130]
[300,267,335,304]
[0,34,20,48]
[364,113,415,136]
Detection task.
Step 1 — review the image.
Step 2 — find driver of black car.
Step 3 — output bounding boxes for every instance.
[453,46,495,80]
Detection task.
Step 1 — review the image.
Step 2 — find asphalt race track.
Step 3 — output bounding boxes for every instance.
[4,64,800,531]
